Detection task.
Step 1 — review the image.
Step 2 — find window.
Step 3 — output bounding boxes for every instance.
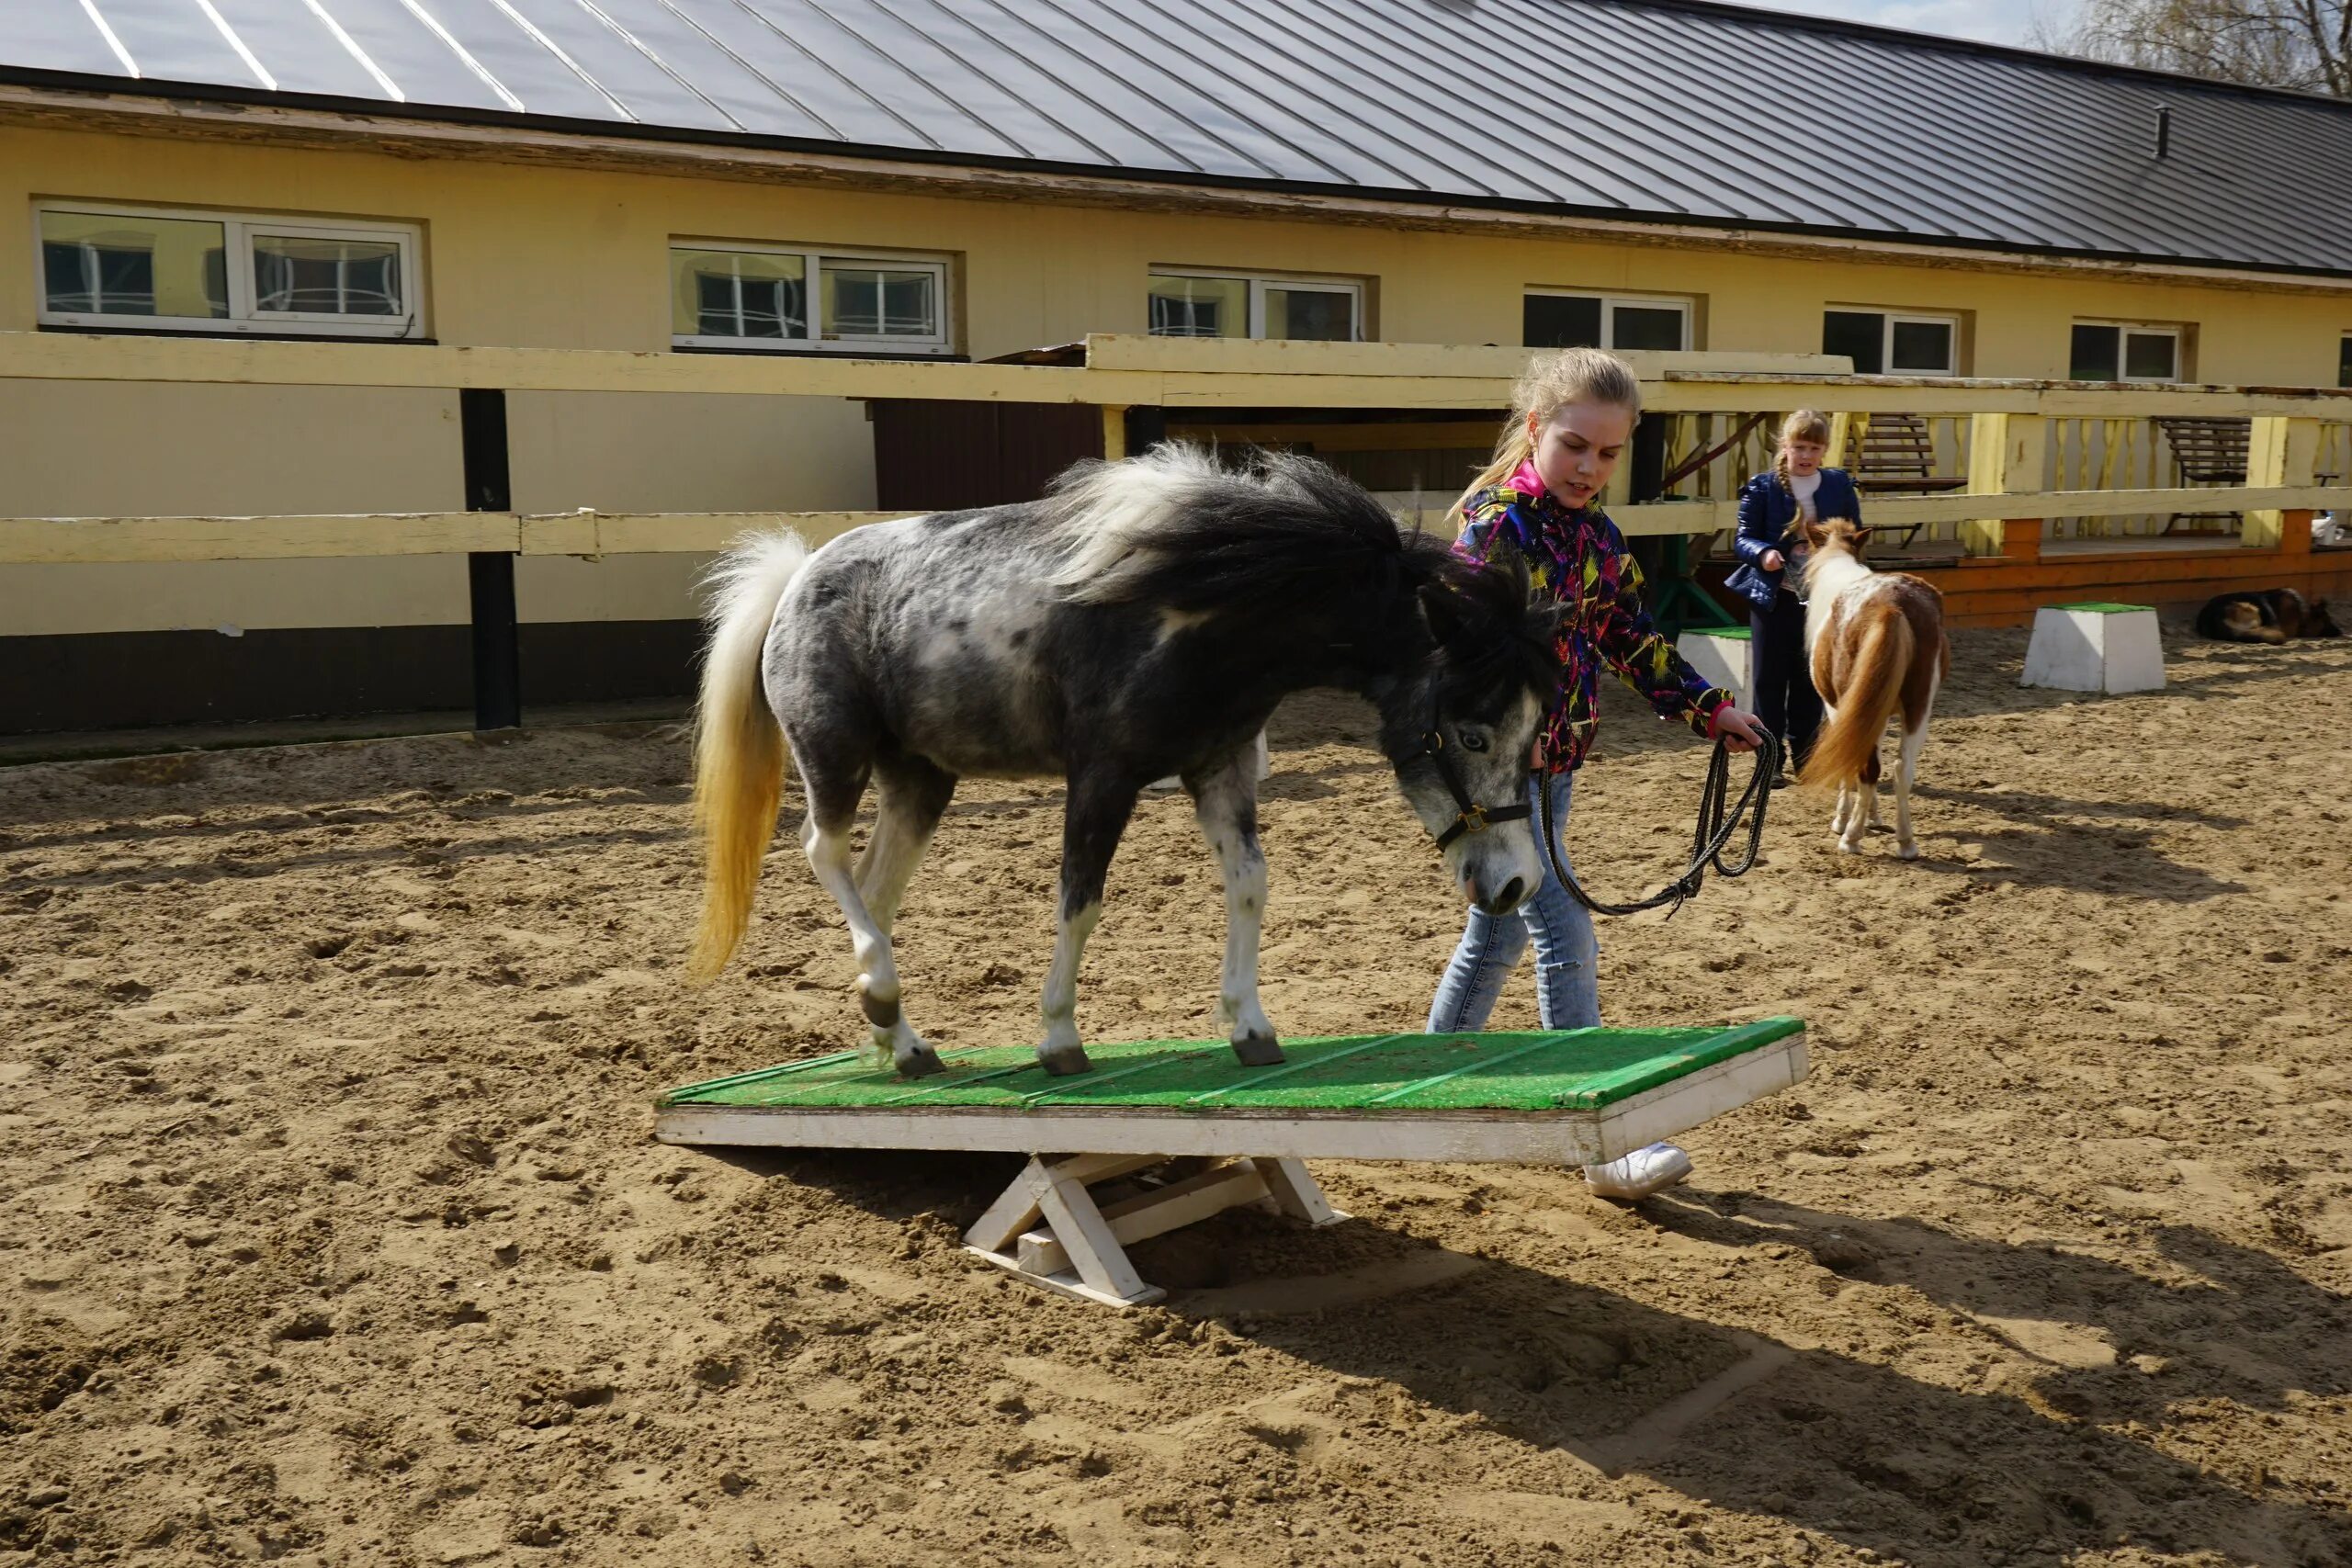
[1524,290,1691,352]
[36,204,419,337]
[671,243,951,354]
[1148,270,1363,341]
[1822,309,1959,376]
[2070,321,2182,382]
[2338,334,2350,389]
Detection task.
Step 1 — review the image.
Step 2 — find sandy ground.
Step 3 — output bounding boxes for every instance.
[5,623,2349,1568]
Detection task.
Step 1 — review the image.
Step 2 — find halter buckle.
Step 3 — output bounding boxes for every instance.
[1455,804,1489,836]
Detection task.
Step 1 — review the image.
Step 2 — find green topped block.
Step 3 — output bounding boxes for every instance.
[1682,626,1751,640]
[661,1017,1804,1115]
[2048,602,2154,614]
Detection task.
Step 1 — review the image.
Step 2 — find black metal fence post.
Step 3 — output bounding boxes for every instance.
[459,389,521,731]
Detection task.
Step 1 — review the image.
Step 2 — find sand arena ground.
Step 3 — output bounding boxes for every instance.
[4,624,2348,1568]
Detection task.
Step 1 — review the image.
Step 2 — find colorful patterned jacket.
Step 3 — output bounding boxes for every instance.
[1454,460,1732,773]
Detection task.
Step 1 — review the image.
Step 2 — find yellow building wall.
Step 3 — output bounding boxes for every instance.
[4,122,2348,637]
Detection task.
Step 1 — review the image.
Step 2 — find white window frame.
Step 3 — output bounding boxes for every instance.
[1148,267,1364,341]
[671,241,954,355]
[1820,307,1962,376]
[1523,288,1694,352]
[2072,319,2184,383]
[34,201,423,339]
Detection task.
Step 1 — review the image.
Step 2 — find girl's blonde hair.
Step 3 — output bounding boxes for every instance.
[1456,346,1643,515]
[1771,409,1834,496]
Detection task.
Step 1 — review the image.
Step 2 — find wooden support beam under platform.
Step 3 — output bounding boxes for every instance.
[964,1154,1348,1308]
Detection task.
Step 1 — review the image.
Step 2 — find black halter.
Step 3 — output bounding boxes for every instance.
[1409,717,1532,850]
[1413,708,1780,917]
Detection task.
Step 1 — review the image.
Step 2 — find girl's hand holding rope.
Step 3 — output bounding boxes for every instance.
[1710,705,1770,754]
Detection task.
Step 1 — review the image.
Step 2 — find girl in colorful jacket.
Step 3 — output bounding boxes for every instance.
[1724,410,1860,781]
[1434,347,1768,1201]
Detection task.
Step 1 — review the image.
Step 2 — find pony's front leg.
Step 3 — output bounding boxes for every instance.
[1188,752,1283,1068]
[1037,769,1140,1077]
[804,808,944,1078]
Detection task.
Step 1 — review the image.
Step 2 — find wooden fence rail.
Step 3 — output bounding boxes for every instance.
[7,331,2347,727]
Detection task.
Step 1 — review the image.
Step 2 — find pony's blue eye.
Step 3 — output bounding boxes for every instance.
[1457,730,1489,753]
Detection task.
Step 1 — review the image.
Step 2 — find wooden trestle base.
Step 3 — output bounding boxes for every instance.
[961,1152,1346,1308]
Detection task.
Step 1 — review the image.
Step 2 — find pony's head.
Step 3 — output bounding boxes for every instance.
[1794,516,1871,556]
[1794,516,1871,593]
[1374,550,1562,916]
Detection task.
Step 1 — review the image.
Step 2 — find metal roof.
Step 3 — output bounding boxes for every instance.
[7,0,2352,276]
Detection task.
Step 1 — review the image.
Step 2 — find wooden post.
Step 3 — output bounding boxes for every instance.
[1962,411,2045,558]
[1123,405,1168,459]
[459,389,521,731]
[1101,404,1129,462]
[2245,416,2320,549]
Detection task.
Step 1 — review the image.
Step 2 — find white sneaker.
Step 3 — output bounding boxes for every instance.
[1583,1141,1693,1201]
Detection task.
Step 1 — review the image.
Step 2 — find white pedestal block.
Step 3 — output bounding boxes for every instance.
[2021,604,2165,694]
[1676,627,1752,709]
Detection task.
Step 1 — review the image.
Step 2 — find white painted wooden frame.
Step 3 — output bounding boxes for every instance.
[1147,267,1364,342]
[664,1033,1804,1307]
[655,1035,1807,1168]
[962,1153,1347,1308]
[1524,288,1695,353]
[670,240,955,355]
[33,201,424,339]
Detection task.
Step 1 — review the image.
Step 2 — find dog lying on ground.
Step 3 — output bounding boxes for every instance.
[2195,588,2342,643]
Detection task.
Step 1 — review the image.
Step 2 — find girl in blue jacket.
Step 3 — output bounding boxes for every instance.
[1723,411,1859,782]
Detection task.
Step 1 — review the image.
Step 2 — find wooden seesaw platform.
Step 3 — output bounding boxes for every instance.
[657,1018,1807,1308]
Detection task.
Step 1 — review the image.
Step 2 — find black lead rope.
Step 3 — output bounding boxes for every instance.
[1539,731,1780,919]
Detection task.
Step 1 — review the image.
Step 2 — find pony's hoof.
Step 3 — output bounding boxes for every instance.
[895,1044,946,1078]
[1837,840,1864,856]
[1896,841,1921,861]
[1038,1045,1093,1077]
[1230,1032,1285,1068]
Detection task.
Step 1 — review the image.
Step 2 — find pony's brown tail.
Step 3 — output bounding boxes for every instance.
[688,532,811,982]
[1799,603,1913,792]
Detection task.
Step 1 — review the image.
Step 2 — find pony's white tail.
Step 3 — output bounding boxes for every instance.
[1800,603,1912,793]
[689,532,811,982]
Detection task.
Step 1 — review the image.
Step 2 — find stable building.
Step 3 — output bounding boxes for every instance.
[4,0,2350,732]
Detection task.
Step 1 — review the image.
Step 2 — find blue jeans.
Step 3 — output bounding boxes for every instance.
[1426,772,1601,1033]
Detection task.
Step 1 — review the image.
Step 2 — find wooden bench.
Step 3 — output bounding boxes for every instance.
[657,1020,1810,1307]
[2152,417,2250,534]
[1844,412,1966,549]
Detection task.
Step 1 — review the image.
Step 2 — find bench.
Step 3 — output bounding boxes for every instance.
[1844,413,1966,549]
[2152,417,2250,535]
[658,1020,1810,1307]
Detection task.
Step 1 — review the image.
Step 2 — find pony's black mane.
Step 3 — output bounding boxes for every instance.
[1427,548,1562,713]
[1053,448,1419,613]
[1052,447,1559,704]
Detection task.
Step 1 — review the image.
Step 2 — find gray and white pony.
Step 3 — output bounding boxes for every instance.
[689,446,1560,1078]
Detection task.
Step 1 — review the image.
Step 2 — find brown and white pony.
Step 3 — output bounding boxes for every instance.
[1794,519,1951,859]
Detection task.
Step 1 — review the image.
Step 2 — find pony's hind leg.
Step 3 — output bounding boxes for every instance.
[1893,723,1927,859]
[860,757,956,934]
[801,756,945,1078]
[1188,749,1283,1069]
[1037,766,1142,1077]
[1842,746,1883,852]
[1893,668,1940,861]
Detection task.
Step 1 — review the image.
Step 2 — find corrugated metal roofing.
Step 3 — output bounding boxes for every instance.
[6,0,2351,276]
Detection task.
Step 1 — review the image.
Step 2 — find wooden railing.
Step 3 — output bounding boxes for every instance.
[5,332,2348,724]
